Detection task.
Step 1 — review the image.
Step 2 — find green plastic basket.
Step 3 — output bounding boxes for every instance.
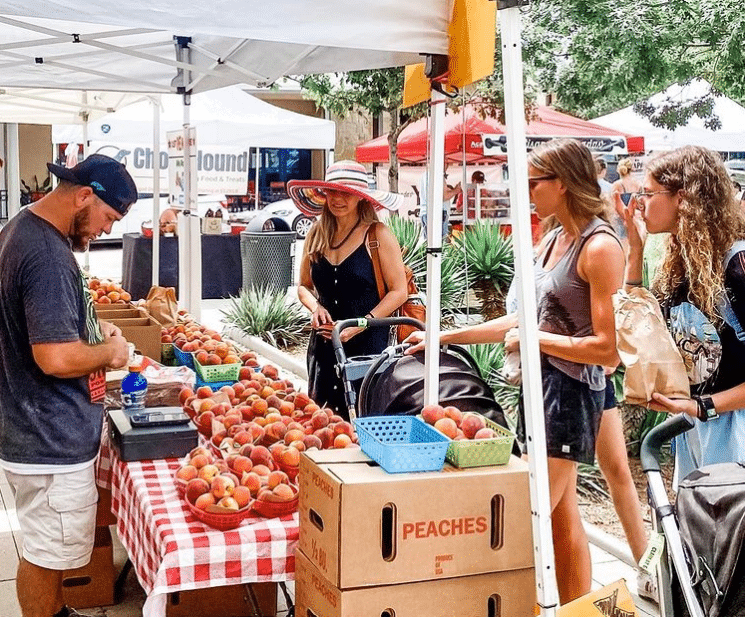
[445,415,516,468]
[194,357,241,383]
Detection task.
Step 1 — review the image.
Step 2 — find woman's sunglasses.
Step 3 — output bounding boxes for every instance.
[528,174,557,190]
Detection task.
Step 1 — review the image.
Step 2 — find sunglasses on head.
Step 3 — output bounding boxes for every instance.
[528,174,557,190]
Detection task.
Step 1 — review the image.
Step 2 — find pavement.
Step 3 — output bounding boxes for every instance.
[0,246,661,616]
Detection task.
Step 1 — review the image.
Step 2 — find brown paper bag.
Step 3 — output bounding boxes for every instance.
[613,287,690,405]
[557,580,638,616]
[144,286,178,328]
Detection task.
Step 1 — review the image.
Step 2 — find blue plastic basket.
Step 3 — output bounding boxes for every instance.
[353,416,449,473]
[173,345,195,369]
[195,375,237,391]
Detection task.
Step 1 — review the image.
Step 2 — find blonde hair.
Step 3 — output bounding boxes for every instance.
[305,198,379,262]
[528,139,608,234]
[617,158,633,176]
[648,146,745,322]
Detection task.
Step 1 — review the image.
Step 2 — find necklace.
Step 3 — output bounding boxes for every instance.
[329,217,361,250]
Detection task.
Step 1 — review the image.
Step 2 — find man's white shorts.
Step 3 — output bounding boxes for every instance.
[5,466,98,570]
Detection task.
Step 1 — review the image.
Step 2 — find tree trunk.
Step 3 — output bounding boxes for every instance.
[473,279,507,322]
[387,111,399,193]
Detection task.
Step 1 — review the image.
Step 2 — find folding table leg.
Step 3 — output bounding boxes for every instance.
[279,581,294,617]
[114,558,133,604]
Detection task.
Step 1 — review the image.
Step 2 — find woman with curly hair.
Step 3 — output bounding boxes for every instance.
[407,139,625,603]
[624,145,745,479]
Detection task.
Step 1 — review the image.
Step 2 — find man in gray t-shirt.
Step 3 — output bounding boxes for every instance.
[0,155,135,617]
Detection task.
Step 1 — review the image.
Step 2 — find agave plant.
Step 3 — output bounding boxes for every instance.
[220,284,310,348]
[451,220,515,321]
[386,216,467,317]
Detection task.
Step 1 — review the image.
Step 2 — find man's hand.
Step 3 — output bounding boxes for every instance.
[107,334,130,369]
[100,320,122,338]
[504,328,520,353]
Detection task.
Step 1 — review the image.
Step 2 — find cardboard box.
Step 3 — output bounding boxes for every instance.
[96,486,117,527]
[108,315,163,361]
[202,217,223,234]
[298,448,533,589]
[62,526,114,609]
[166,581,277,617]
[295,549,535,617]
[94,304,142,319]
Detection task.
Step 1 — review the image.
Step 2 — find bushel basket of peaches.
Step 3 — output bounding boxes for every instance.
[421,404,516,468]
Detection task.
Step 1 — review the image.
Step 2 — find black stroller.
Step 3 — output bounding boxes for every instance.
[641,415,745,617]
[329,316,514,436]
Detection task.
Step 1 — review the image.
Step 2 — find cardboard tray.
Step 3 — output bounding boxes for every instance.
[108,408,197,462]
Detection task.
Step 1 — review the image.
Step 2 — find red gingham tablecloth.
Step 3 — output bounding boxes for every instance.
[106,444,298,616]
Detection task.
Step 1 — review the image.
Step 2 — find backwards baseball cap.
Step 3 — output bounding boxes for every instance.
[47,154,138,216]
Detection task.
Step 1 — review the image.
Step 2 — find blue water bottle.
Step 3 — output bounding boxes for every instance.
[121,357,148,417]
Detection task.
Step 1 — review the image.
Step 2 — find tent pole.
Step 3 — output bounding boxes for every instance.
[82,92,91,274]
[255,147,261,209]
[152,97,161,287]
[499,2,557,614]
[5,123,20,220]
[423,88,446,405]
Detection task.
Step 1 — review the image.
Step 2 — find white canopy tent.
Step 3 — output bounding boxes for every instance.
[0,3,559,615]
[592,79,745,153]
[53,85,335,150]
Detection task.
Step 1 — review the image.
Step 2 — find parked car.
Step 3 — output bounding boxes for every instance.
[259,199,316,239]
[725,160,745,187]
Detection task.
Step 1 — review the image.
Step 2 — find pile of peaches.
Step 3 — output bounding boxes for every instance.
[88,278,132,304]
[421,404,499,440]
[161,321,246,367]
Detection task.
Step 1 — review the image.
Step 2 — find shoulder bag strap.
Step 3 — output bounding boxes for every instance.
[719,240,745,340]
[367,222,387,300]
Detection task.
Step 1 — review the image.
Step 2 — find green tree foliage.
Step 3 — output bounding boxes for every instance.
[522,0,745,124]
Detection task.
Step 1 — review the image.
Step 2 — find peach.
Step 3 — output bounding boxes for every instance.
[238,366,253,381]
[190,453,211,470]
[195,350,209,365]
[194,492,216,510]
[249,445,273,468]
[267,470,290,489]
[252,464,271,477]
[333,434,353,448]
[176,464,198,482]
[288,440,306,452]
[434,417,458,439]
[302,434,323,451]
[185,478,210,503]
[280,446,301,467]
[233,430,253,446]
[272,483,296,502]
[211,475,235,499]
[251,399,269,416]
[197,464,220,482]
[265,421,287,443]
[265,411,283,425]
[474,427,497,440]
[196,386,214,399]
[294,392,311,410]
[266,394,283,410]
[217,496,240,511]
[443,406,464,426]
[189,446,211,460]
[314,427,335,450]
[261,365,279,380]
[241,471,263,496]
[230,454,252,474]
[461,413,487,439]
[232,485,252,509]
[311,410,330,430]
[179,387,195,405]
[211,430,227,449]
[332,421,354,438]
[421,404,446,425]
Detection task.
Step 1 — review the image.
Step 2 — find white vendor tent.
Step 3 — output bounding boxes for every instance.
[0,3,561,615]
[53,85,335,150]
[592,79,745,153]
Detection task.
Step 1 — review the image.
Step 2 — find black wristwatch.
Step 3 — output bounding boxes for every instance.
[693,395,718,422]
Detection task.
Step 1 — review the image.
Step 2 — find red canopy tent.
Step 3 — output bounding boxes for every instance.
[356,104,645,164]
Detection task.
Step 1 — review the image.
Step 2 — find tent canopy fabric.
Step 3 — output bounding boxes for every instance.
[0,2,450,93]
[356,103,645,164]
[591,79,745,153]
[0,88,147,125]
[53,86,336,150]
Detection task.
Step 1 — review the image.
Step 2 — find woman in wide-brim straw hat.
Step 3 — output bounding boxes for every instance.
[289,161,408,420]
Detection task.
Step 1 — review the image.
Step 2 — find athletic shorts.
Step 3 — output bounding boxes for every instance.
[5,466,98,570]
[603,376,617,411]
[517,360,604,464]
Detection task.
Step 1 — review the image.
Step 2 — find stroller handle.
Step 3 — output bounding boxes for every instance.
[330,316,426,361]
[640,413,695,473]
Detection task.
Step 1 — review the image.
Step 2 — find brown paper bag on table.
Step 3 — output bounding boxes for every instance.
[613,287,690,406]
[144,286,178,328]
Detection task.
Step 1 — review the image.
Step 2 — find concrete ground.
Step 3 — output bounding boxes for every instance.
[0,246,660,616]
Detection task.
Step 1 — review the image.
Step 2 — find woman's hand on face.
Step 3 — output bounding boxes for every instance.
[403,330,426,355]
[311,305,333,329]
[622,194,647,254]
[649,393,697,417]
[504,328,520,353]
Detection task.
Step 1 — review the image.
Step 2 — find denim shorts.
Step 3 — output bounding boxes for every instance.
[518,360,604,464]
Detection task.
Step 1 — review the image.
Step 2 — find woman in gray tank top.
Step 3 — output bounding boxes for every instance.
[405,139,625,604]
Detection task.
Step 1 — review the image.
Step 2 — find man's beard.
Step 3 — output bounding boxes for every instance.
[70,206,92,252]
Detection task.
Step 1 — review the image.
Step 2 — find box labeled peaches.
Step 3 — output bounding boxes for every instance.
[298,448,533,590]
[295,549,536,617]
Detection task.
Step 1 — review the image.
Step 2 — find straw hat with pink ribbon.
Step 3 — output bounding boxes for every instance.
[287,160,403,217]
